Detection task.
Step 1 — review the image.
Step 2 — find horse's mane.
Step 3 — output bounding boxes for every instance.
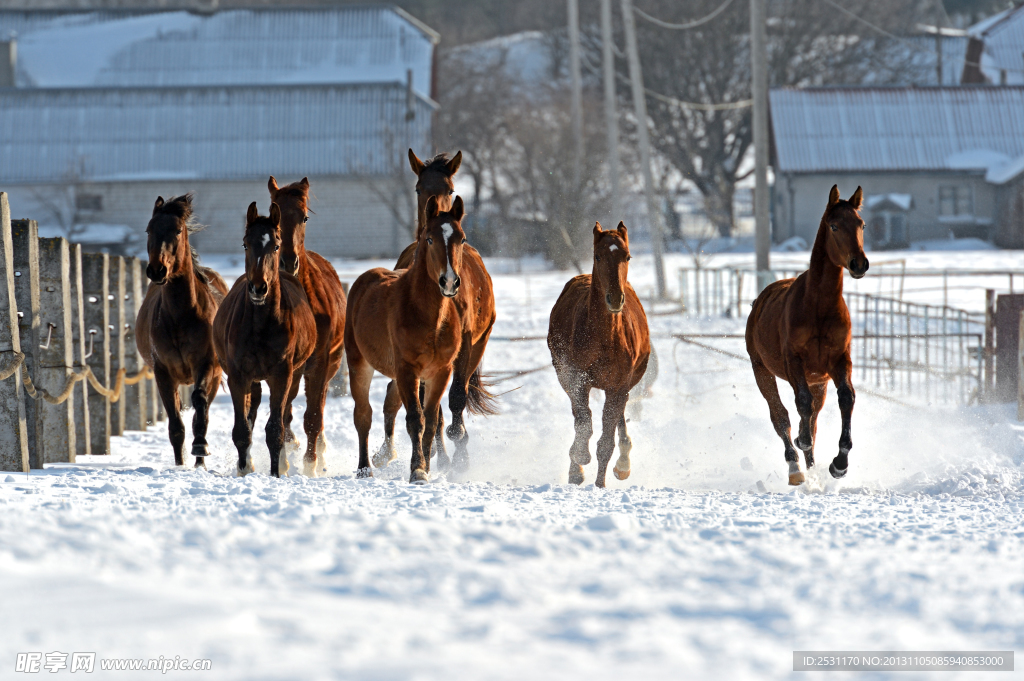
[155,193,209,285]
[423,152,453,174]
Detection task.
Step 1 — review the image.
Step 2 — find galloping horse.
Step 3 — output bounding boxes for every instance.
[348,196,467,484]
[374,150,496,474]
[746,185,869,485]
[213,203,316,477]
[267,176,346,477]
[548,222,651,488]
[136,194,229,468]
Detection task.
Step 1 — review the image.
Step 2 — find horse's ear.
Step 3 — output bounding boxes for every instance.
[593,222,604,244]
[269,202,282,227]
[246,202,259,226]
[451,195,464,222]
[300,177,309,189]
[446,151,463,176]
[408,148,425,176]
[616,221,629,245]
[153,196,164,214]
[425,195,440,219]
[828,184,840,207]
[849,186,863,209]
[268,176,279,195]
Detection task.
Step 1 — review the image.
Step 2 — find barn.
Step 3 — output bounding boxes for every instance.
[0,6,439,258]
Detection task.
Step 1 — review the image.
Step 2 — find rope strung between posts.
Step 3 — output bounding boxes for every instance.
[633,0,736,31]
[0,350,154,405]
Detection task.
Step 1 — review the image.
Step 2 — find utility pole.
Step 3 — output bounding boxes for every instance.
[751,0,772,291]
[601,0,621,222]
[568,0,584,194]
[621,0,666,299]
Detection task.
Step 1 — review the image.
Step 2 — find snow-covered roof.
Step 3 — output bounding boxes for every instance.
[0,6,437,96]
[0,82,436,184]
[866,193,913,211]
[770,86,1024,174]
[966,5,1024,85]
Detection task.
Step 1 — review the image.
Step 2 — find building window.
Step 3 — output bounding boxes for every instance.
[938,185,972,217]
[76,193,103,212]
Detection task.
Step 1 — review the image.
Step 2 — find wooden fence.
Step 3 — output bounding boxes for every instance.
[0,192,161,472]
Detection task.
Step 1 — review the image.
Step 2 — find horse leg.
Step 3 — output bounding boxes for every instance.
[750,358,803,485]
[373,380,401,468]
[350,358,374,479]
[189,360,219,470]
[153,364,185,467]
[229,376,254,476]
[785,353,816,458]
[247,381,262,434]
[830,354,856,479]
[595,391,628,488]
[805,382,827,471]
[396,369,427,484]
[265,368,294,478]
[557,368,592,485]
[446,331,477,473]
[421,371,450,482]
[613,409,632,481]
[301,354,329,478]
[282,372,302,456]
[432,386,450,473]
[311,346,343,476]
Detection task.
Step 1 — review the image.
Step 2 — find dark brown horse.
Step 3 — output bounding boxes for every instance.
[374,150,496,475]
[746,185,869,485]
[348,196,466,484]
[267,176,346,477]
[213,202,317,477]
[548,222,651,488]
[136,194,229,468]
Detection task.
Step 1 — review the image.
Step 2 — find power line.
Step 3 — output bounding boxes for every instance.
[633,0,737,30]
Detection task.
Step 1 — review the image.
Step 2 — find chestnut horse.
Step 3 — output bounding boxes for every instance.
[136,194,229,469]
[213,203,316,477]
[746,185,869,485]
[348,196,467,484]
[374,150,496,474]
[548,222,651,488]
[267,176,346,477]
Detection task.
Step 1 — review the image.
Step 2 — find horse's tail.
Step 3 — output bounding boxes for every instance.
[466,369,500,416]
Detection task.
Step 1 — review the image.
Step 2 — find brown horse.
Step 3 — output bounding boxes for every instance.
[348,195,466,484]
[746,185,869,485]
[548,222,651,488]
[213,202,317,478]
[267,176,346,477]
[374,150,496,475]
[136,194,229,469]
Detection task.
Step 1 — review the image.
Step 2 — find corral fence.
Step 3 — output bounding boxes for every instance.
[1,192,163,473]
[676,263,1024,407]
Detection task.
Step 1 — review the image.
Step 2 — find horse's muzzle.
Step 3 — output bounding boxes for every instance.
[146,263,167,285]
[606,292,625,314]
[281,257,299,276]
[439,273,460,298]
[248,281,268,304]
[848,257,870,280]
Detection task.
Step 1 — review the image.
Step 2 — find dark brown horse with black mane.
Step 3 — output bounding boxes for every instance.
[374,150,496,475]
[348,196,467,484]
[136,194,229,469]
[267,176,346,477]
[746,185,869,485]
[213,202,316,478]
[548,222,651,488]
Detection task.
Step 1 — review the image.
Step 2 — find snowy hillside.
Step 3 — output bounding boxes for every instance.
[2,251,1023,680]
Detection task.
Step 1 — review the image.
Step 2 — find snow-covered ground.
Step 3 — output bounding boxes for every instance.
[2,251,1023,679]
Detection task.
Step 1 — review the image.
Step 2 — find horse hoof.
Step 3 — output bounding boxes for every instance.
[568,464,585,485]
[829,462,848,479]
[788,471,805,485]
[302,460,318,478]
[410,469,429,485]
[372,445,397,469]
[613,467,630,481]
[315,432,328,457]
[356,467,373,479]
[194,457,207,471]
[795,437,812,453]
[435,452,452,472]
[277,457,290,477]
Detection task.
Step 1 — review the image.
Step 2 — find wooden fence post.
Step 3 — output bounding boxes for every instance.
[123,256,147,431]
[985,288,995,400]
[108,256,126,436]
[329,281,350,397]
[0,193,30,472]
[36,237,76,464]
[11,219,41,466]
[82,253,110,455]
[69,243,91,455]
[1018,309,1024,421]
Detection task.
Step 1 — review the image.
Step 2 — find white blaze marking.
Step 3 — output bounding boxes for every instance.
[441,222,456,294]
[261,233,270,248]
[609,245,618,252]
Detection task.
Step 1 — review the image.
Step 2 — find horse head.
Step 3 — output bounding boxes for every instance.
[421,194,466,298]
[592,221,631,314]
[409,149,461,237]
[145,194,195,285]
[823,185,869,279]
[243,201,283,306]
[267,175,310,277]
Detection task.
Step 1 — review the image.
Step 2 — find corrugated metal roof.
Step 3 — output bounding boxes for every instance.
[1,6,436,95]
[770,87,1024,174]
[0,83,435,184]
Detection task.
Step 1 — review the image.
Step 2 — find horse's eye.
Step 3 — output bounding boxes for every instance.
[243,244,248,250]
[275,245,280,252]
[596,256,601,262]
[448,190,454,196]
[176,230,182,236]
[427,238,433,245]
[415,189,421,196]
[303,216,309,223]
[830,223,838,232]
[626,255,631,261]
[462,237,468,244]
